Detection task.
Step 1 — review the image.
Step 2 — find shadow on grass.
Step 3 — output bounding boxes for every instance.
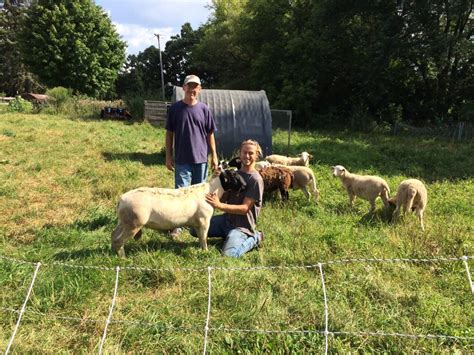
[102,150,165,166]
[53,246,110,261]
[123,236,223,257]
[356,207,394,227]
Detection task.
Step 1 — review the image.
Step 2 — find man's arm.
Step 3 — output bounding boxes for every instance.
[205,193,255,215]
[207,131,218,172]
[165,130,174,171]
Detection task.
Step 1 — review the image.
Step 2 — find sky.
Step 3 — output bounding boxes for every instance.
[94,0,213,55]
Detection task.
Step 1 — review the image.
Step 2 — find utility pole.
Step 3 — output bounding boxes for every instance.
[154,33,166,101]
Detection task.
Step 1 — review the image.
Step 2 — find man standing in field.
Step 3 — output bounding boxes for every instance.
[202,139,264,257]
[165,74,218,236]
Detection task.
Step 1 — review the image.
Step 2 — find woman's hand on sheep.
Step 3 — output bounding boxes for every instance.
[205,192,221,208]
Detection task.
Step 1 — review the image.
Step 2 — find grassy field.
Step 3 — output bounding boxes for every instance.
[0,112,473,353]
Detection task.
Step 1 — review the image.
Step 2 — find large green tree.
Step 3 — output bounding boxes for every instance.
[19,0,125,98]
[194,0,473,127]
[192,0,249,88]
[163,23,205,85]
[0,0,43,95]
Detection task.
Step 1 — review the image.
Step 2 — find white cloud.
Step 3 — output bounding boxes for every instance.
[114,22,174,55]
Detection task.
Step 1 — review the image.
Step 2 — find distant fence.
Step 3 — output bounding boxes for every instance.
[270,109,293,155]
[392,121,474,141]
[0,97,15,104]
[144,100,170,126]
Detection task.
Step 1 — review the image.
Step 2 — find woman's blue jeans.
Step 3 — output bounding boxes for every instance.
[191,215,259,258]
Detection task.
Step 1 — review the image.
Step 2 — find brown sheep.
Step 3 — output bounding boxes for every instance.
[259,166,294,201]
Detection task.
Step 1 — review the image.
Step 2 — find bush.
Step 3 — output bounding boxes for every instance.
[8,96,33,113]
[123,94,145,121]
[45,87,72,113]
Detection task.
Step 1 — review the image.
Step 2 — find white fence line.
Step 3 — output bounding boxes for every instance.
[98,266,120,355]
[1,254,472,271]
[5,262,41,355]
[462,256,474,295]
[203,266,213,354]
[318,263,329,355]
[1,255,473,352]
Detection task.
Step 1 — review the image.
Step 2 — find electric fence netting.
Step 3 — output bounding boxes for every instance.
[1,254,473,353]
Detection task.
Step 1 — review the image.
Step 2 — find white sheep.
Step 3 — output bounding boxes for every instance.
[111,174,231,258]
[332,165,390,213]
[274,164,319,201]
[388,178,428,231]
[255,160,271,170]
[265,152,313,167]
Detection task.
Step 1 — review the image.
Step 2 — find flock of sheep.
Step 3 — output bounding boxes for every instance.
[247,152,427,231]
[111,151,427,257]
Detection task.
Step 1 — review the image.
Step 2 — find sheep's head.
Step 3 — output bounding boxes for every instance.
[299,152,313,166]
[219,169,247,192]
[218,159,230,170]
[227,156,242,170]
[331,165,346,177]
[255,160,271,170]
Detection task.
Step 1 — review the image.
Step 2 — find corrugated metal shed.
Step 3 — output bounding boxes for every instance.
[173,86,272,159]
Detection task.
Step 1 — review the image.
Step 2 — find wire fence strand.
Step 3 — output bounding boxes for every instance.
[1,254,473,352]
[97,266,120,355]
[5,262,41,355]
[1,254,472,272]
[462,256,474,295]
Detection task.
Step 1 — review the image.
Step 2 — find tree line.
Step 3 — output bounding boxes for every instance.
[1,0,473,128]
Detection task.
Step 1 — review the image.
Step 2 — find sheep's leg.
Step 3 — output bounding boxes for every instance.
[348,191,356,207]
[313,188,320,202]
[392,205,401,223]
[416,208,425,231]
[368,199,376,214]
[302,187,311,200]
[404,190,416,216]
[195,219,210,251]
[111,223,141,258]
[280,187,289,201]
[309,179,320,202]
[380,188,390,208]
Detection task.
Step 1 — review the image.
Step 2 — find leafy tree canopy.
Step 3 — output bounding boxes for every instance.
[19,0,126,98]
[0,1,43,95]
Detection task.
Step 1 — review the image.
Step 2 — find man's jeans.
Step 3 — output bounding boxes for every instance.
[175,163,208,188]
[191,215,260,258]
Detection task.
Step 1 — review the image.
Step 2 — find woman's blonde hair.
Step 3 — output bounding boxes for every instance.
[240,139,262,158]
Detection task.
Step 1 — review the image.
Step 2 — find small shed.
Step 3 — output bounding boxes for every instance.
[172,87,272,159]
[21,93,49,104]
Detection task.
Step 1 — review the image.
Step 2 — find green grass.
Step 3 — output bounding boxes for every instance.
[0,112,473,353]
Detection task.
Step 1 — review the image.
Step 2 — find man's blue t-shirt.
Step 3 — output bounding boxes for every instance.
[165,101,216,164]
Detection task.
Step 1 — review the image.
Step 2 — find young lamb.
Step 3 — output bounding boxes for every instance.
[332,165,390,213]
[265,152,313,167]
[259,166,294,201]
[388,178,428,231]
[275,165,319,201]
[225,157,294,201]
[111,169,246,258]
